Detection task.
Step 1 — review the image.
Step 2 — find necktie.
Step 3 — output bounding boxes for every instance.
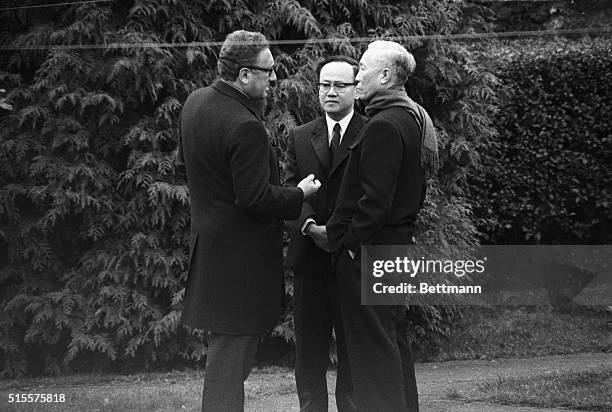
[330,123,341,164]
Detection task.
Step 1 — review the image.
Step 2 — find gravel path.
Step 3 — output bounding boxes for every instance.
[245,352,612,412]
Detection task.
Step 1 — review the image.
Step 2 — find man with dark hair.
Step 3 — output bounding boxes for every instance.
[179,30,321,411]
[328,40,439,411]
[285,55,365,412]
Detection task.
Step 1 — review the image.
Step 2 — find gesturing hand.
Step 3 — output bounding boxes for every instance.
[297,174,321,199]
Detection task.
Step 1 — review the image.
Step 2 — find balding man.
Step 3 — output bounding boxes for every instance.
[179,30,320,411]
[327,41,438,411]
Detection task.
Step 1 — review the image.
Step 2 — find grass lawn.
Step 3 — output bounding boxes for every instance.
[430,306,611,361]
[0,367,295,412]
[1,307,609,411]
[0,370,205,411]
[449,370,612,411]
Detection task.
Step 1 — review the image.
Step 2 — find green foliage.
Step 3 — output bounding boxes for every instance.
[0,0,497,376]
[469,38,612,244]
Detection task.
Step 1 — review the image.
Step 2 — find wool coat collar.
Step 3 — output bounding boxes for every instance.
[211,78,266,121]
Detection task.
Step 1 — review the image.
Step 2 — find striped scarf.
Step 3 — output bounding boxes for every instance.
[365,89,439,176]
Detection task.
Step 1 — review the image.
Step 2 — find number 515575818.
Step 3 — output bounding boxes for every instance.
[8,393,66,402]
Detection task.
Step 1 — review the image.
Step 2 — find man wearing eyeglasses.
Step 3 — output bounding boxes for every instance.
[179,30,321,412]
[285,55,365,412]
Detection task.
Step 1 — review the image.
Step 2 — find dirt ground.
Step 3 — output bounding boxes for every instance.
[245,352,612,412]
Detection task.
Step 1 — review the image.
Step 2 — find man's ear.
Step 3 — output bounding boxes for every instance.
[380,68,392,85]
[238,68,250,85]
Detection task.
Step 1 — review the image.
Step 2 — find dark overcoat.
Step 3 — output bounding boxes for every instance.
[326,104,425,411]
[285,114,365,274]
[179,79,303,334]
[327,106,426,257]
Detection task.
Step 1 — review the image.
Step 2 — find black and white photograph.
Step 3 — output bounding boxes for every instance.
[0,0,611,411]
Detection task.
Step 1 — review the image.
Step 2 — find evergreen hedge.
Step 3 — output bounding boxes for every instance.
[0,0,496,377]
[469,38,612,244]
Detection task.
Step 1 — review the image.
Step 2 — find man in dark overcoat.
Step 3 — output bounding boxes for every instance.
[285,55,365,412]
[179,30,320,412]
[327,40,438,411]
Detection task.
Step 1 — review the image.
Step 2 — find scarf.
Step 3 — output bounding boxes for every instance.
[365,89,439,176]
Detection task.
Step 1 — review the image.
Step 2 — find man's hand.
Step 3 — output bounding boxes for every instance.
[305,223,329,251]
[297,174,321,199]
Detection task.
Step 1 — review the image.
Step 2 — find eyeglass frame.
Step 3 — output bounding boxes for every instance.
[317,81,358,93]
[243,65,276,77]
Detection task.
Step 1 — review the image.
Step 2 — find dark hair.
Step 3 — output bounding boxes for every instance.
[316,55,359,79]
[217,30,269,81]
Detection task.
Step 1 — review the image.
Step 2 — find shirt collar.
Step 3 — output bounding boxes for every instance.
[325,110,354,143]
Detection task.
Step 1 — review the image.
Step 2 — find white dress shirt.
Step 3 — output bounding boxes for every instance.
[325,110,354,146]
[301,110,355,236]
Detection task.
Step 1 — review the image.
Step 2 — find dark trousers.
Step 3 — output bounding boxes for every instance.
[201,332,260,412]
[335,250,419,412]
[294,265,356,412]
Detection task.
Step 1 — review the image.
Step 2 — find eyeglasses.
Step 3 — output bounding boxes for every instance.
[244,65,276,77]
[317,82,357,93]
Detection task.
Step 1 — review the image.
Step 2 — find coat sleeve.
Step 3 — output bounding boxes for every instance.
[343,119,403,252]
[229,119,303,219]
[285,128,317,228]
